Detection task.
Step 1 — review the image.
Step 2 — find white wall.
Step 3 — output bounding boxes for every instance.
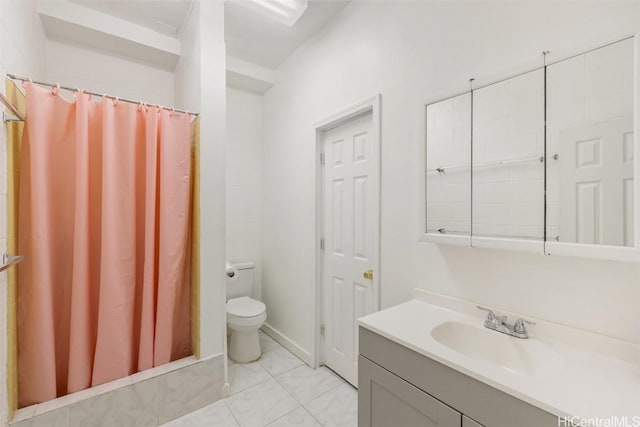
[261,1,640,358]
[200,0,227,359]
[0,1,46,423]
[175,2,200,115]
[174,1,227,358]
[226,88,263,299]
[45,40,175,107]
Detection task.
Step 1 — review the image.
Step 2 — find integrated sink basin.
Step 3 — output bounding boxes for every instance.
[431,321,563,377]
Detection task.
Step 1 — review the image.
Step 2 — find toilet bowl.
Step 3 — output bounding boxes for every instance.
[226,261,267,362]
[227,296,267,362]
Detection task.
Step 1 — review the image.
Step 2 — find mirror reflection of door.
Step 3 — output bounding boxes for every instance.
[547,38,634,247]
[558,118,633,245]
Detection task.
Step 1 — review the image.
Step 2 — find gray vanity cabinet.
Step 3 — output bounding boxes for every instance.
[359,327,557,427]
[359,356,462,427]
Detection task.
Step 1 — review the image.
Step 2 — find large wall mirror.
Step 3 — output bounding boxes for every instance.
[423,35,639,261]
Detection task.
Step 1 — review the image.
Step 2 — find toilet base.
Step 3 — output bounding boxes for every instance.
[229,329,262,363]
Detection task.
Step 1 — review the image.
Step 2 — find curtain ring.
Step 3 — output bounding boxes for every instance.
[51,83,60,96]
[114,96,119,106]
[171,107,176,116]
[158,105,165,114]
[21,78,31,88]
[101,93,108,101]
[138,101,144,112]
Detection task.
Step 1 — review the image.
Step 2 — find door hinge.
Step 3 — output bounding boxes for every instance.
[320,238,325,251]
[320,152,325,165]
[320,324,325,337]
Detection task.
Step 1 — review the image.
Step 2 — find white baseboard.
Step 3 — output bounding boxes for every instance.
[261,323,313,366]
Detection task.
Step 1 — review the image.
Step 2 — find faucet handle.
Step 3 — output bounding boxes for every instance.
[513,318,536,337]
[477,305,501,318]
[477,305,494,315]
[477,306,504,328]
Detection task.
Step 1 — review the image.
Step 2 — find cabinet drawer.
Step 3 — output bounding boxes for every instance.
[359,355,461,427]
[359,327,557,427]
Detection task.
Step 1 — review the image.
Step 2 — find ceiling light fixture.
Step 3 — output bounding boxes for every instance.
[239,0,308,27]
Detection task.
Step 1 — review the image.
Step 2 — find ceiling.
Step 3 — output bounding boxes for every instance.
[225,0,349,69]
[70,0,349,69]
[70,0,193,37]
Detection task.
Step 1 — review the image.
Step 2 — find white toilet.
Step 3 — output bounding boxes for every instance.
[226,261,267,363]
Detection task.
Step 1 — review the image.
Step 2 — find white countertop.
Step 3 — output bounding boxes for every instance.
[358,297,640,422]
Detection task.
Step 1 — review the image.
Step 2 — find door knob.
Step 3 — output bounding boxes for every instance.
[363,269,373,280]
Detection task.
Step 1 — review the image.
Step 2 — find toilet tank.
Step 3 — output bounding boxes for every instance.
[226,261,255,300]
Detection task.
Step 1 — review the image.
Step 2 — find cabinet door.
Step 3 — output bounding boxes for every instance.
[359,356,461,427]
[463,415,484,427]
[425,92,472,242]
[471,68,545,250]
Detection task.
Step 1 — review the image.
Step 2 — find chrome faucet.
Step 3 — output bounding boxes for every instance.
[477,306,535,339]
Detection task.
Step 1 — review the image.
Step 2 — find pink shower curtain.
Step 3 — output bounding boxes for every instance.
[17,82,193,407]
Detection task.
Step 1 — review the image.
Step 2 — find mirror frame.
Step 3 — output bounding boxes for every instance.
[420,33,640,262]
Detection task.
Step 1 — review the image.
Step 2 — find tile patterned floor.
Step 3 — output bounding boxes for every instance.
[162,331,358,427]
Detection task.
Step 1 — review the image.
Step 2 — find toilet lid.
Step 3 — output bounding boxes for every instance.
[227,297,266,318]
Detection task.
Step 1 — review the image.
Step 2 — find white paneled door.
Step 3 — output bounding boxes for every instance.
[559,116,634,246]
[322,111,378,387]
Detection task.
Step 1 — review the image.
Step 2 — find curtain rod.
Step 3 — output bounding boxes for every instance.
[6,74,199,117]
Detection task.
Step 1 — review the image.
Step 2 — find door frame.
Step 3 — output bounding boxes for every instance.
[312,94,382,369]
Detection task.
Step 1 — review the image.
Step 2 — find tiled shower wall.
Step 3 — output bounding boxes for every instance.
[10,355,224,427]
[0,1,46,424]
